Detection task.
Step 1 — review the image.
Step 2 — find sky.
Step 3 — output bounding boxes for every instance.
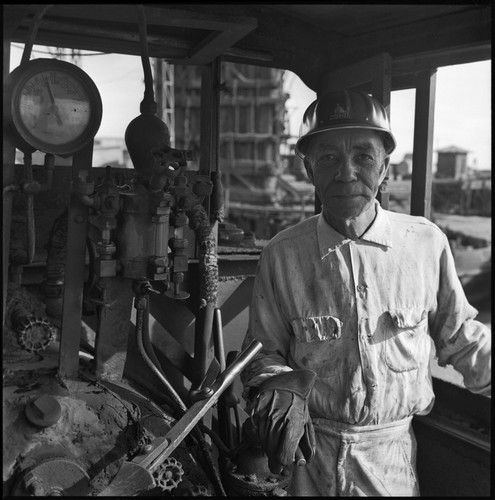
[8,44,492,170]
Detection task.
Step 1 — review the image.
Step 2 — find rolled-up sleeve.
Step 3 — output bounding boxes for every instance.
[430,233,491,396]
[240,248,293,397]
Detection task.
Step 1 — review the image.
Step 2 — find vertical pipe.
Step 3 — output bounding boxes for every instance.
[194,59,221,387]
[214,308,234,448]
[199,58,221,214]
[3,40,15,324]
[58,141,94,378]
[411,69,437,218]
[24,152,36,263]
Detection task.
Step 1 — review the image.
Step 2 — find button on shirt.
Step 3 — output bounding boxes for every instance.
[241,202,491,426]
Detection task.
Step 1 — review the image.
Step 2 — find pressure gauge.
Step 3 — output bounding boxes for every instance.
[5,58,103,157]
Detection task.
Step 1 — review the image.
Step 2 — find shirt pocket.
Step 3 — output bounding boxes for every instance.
[385,308,428,372]
[291,315,343,343]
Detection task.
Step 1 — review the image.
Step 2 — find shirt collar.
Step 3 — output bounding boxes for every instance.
[317,201,393,259]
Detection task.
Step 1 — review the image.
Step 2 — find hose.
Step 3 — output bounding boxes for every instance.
[136,4,156,113]
[21,5,53,65]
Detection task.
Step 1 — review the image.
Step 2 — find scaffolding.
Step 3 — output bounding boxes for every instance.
[153,59,175,147]
[172,62,308,239]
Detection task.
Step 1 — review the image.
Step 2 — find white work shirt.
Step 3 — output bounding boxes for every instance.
[241,202,491,425]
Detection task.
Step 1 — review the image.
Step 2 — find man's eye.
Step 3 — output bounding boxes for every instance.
[356,154,374,163]
[318,154,338,162]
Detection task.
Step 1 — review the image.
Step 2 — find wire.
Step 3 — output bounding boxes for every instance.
[136,4,155,109]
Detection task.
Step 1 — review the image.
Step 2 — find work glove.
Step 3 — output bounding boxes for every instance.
[245,369,317,474]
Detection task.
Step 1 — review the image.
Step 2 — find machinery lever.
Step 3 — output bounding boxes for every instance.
[97,339,262,496]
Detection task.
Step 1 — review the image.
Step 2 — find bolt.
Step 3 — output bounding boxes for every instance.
[24,474,44,496]
[141,444,153,454]
[48,486,64,496]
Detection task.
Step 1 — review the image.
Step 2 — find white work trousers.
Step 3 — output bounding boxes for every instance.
[288,417,419,496]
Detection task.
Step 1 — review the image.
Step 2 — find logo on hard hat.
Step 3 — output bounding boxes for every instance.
[329,103,350,120]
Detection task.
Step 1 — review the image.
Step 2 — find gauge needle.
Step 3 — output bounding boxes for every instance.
[45,81,64,126]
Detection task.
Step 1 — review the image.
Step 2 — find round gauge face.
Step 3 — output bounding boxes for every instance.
[19,69,91,146]
[7,59,102,156]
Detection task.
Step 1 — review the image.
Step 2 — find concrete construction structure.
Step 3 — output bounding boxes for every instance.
[172,62,314,241]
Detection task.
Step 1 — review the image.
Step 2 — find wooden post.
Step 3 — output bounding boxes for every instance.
[411,69,437,218]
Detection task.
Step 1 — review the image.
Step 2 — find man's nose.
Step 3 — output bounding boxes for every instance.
[335,157,358,182]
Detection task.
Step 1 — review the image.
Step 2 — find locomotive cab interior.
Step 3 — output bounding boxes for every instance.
[3,4,491,497]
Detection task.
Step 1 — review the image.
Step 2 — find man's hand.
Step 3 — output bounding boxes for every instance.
[245,369,316,474]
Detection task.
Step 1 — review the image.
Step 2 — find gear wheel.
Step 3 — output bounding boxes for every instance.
[153,457,184,492]
[17,317,55,353]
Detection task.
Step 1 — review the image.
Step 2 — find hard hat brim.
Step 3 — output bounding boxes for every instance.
[296,124,396,158]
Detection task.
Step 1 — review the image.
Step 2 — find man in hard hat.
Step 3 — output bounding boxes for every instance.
[240,89,491,496]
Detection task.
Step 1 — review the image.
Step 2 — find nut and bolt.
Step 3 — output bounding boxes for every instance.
[48,486,64,496]
[25,394,62,427]
[140,444,153,454]
[24,473,44,496]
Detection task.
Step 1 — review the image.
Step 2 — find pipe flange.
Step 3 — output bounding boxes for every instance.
[153,457,184,492]
[17,317,56,353]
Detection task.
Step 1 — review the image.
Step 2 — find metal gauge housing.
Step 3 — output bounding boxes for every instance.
[5,58,103,157]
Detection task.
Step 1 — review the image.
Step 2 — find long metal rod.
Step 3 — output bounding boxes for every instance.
[24,152,36,264]
[134,284,227,495]
[135,291,188,413]
[140,339,263,471]
[414,414,490,453]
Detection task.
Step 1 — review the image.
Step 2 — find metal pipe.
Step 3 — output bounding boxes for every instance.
[20,5,52,65]
[136,4,156,111]
[194,302,215,388]
[24,152,36,264]
[213,307,234,448]
[134,292,187,413]
[22,154,56,194]
[213,308,226,371]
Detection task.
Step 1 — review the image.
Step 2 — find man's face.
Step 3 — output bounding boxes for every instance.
[305,129,389,221]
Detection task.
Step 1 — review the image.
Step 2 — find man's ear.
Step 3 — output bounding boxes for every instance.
[303,157,314,184]
[379,156,390,184]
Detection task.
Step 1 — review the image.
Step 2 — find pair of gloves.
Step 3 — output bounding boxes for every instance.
[244,369,317,474]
